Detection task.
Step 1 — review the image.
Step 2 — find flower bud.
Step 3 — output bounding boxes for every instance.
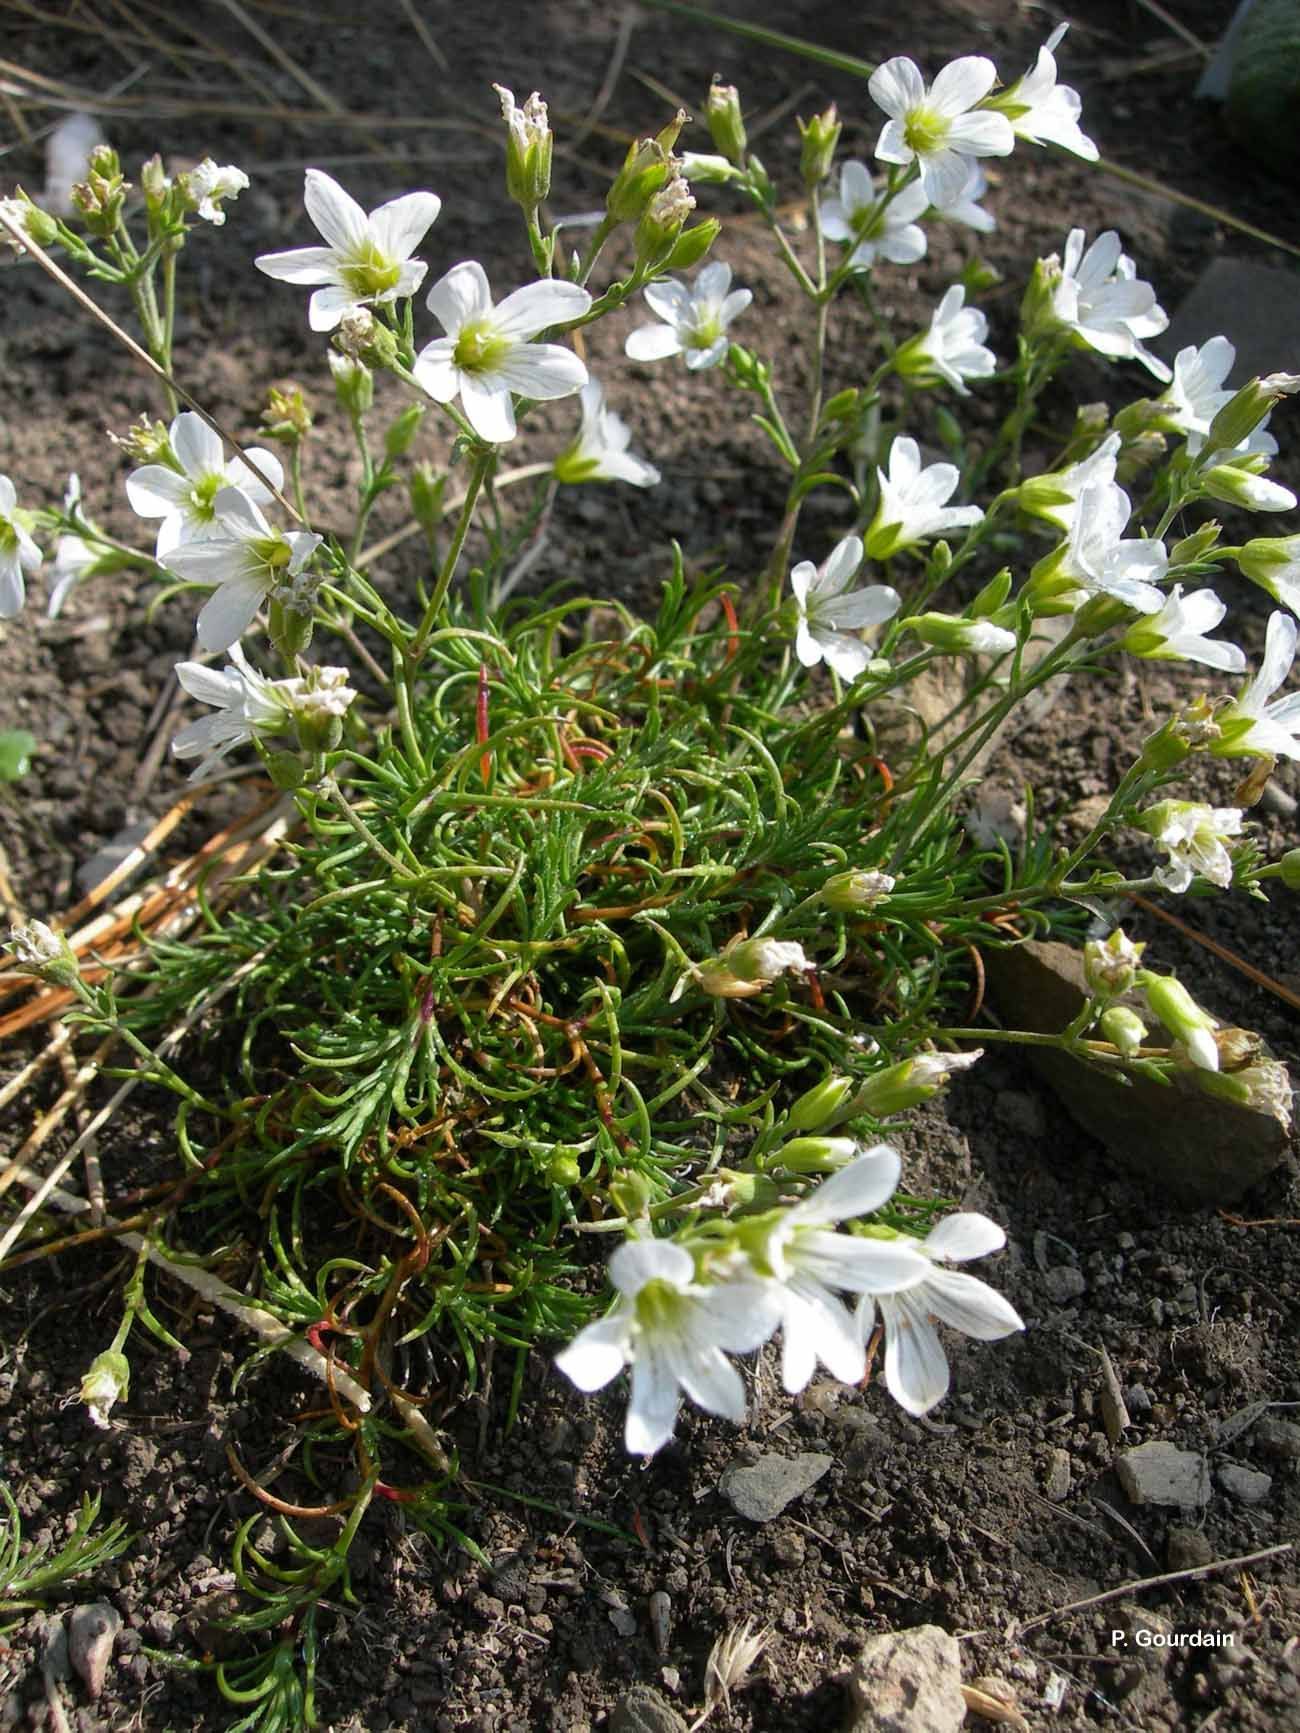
[797,104,841,186]
[661,216,721,273]
[1215,1026,1263,1070]
[6,919,80,988]
[903,612,1017,656]
[679,152,741,185]
[706,80,747,164]
[409,463,446,535]
[546,1147,582,1187]
[328,351,374,417]
[634,174,696,267]
[854,1049,982,1116]
[70,146,129,236]
[81,1349,129,1429]
[1099,1005,1146,1057]
[821,869,895,913]
[606,112,686,224]
[1205,373,1300,454]
[771,1135,860,1174]
[708,1169,779,1210]
[1199,454,1297,514]
[1138,971,1219,1072]
[0,191,60,251]
[261,384,313,445]
[697,936,809,997]
[609,1170,653,1219]
[1018,253,1063,346]
[1136,697,1221,772]
[1168,521,1221,568]
[1278,848,1300,891]
[1083,928,1145,998]
[971,568,1013,617]
[784,1073,859,1134]
[494,85,552,214]
[141,153,171,216]
[268,595,314,661]
[291,667,356,755]
[384,402,425,458]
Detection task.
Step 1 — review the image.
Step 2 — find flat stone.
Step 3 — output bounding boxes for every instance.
[1041,1265,1086,1304]
[719,1451,833,1523]
[1160,259,1300,384]
[981,940,1290,1204]
[1255,1418,1300,1463]
[1116,1442,1210,1509]
[610,1685,689,1733]
[842,1625,966,1733]
[1217,1463,1272,1504]
[1044,1449,1072,1502]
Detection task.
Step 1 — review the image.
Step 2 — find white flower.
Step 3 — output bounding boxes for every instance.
[1236,536,1300,618]
[185,159,249,225]
[758,1145,930,1394]
[931,160,996,233]
[47,533,97,619]
[865,436,982,559]
[1020,431,1121,533]
[1160,337,1276,458]
[412,261,590,444]
[125,412,285,559]
[1213,610,1300,761]
[255,169,441,332]
[554,1239,780,1457]
[791,534,900,680]
[1121,585,1246,673]
[164,489,323,653]
[905,285,996,395]
[822,869,896,912]
[908,611,1017,655]
[869,56,1014,207]
[854,1212,1024,1416]
[172,644,355,780]
[554,379,660,487]
[1054,480,1167,614]
[695,935,810,999]
[80,1349,130,1431]
[1048,229,1171,381]
[820,161,928,270]
[998,24,1098,161]
[0,475,41,619]
[625,261,751,371]
[1139,800,1243,894]
[7,919,63,971]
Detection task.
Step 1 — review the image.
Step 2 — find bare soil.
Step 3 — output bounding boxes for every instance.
[1,4,1298,1731]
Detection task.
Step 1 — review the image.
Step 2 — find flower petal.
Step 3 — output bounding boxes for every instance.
[368,190,441,263]
[125,465,189,517]
[554,1312,630,1391]
[626,1343,680,1456]
[869,57,925,120]
[254,246,339,286]
[307,284,356,331]
[493,342,588,400]
[929,55,997,114]
[669,1341,745,1422]
[609,1238,694,1296]
[625,323,683,363]
[924,1212,1006,1262]
[797,1144,901,1223]
[459,374,518,443]
[924,1266,1025,1339]
[170,412,224,480]
[493,279,592,339]
[426,260,493,335]
[303,168,368,251]
[883,1293,951,1415]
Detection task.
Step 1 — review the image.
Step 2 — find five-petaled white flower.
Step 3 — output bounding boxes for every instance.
[172,644,356,781]
[1160,337,1276,458]
[1121,585,1246,673]
[125,412,285,558]
[854,1212,1024,1416]
[185,159,249,225]
[820,161,928,270]
[555,1238,780,1457]
[1138,800,1244,894]
[1020,431,1121,533]
[625,261,751,371]
[865,436,983,559]
[1047,229,1171,381]
[412,261,591,444]
[997,24,1098,161]
[1212,610,1300,761]
[1052,480,1167,614]
[869,56,1014,207]
[904,285,996,395]
[756,1144,930,1394]
[164,489,323,653]
[0,474,41,619]
[791,534,900,681]
[255,169,441,332]
[554,379,660,488]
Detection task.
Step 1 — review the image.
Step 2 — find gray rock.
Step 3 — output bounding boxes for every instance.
[1255,1417,1300,1463]
[67,1602,122,1700]
[982,940,1290,1203]
[1042,1265,1086,1304]
[1167,1526,1214,1570]
[719,1451,833,1523]
[1217,1463,1272,1505]
[1116,1442,1211,1509]
[1044,1449,1072,1502]
[1160,259,1300,383]
[842,1624,966,1733]
[610,1684,689,1733]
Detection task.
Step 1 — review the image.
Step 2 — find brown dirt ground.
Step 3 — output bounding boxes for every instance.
[1,3,1298,1730]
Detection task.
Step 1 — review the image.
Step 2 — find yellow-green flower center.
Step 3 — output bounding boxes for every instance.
[453,320,511,374]
[685,313,722,351]
[341,241,402,299]
[189,472,222,523]
[634,1276,688,1332]
[903,105,949,157]
[0,519,17,555]
[253,535,292,573]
